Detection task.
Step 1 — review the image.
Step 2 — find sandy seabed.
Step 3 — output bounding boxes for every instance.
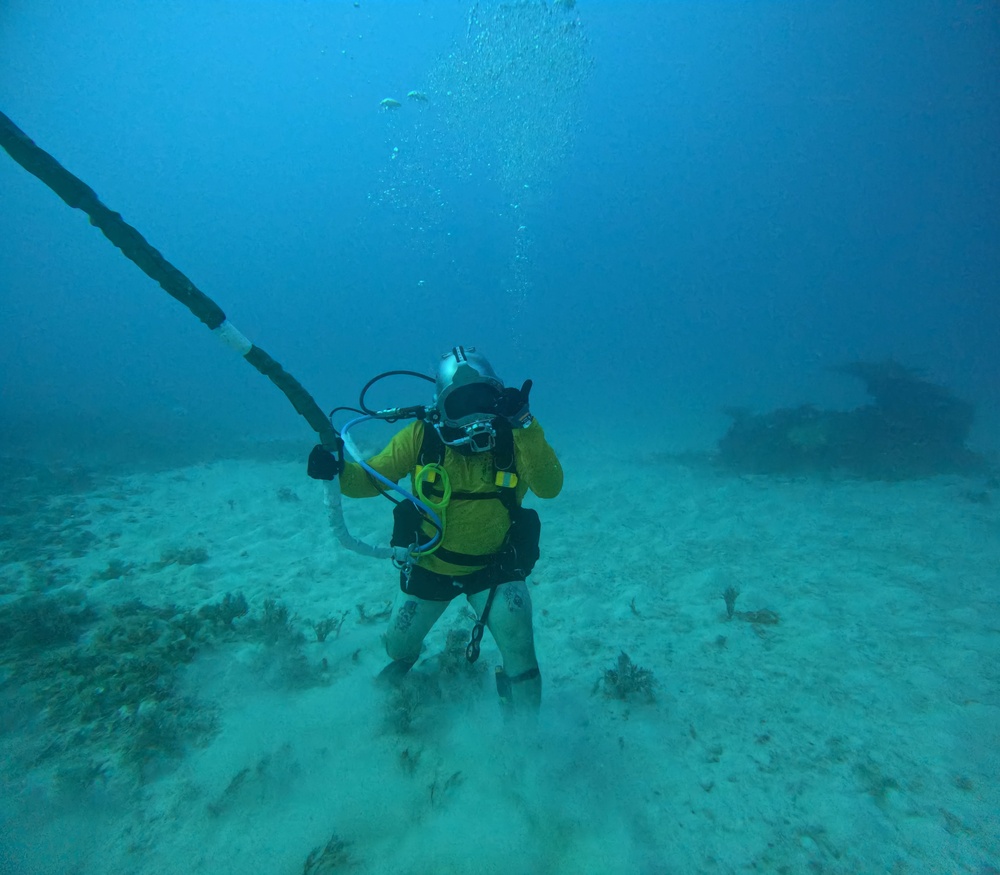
[1,443,998,875]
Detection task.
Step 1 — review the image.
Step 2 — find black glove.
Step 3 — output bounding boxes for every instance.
[307,443,344,480]
[496,379,534,428]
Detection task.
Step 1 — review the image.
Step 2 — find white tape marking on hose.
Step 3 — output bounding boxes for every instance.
[213,320,254,356]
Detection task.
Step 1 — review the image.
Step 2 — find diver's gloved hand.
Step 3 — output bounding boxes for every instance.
[496,379,534,428]
[307,443,344,480]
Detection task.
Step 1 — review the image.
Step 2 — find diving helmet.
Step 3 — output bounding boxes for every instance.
[433,346,504,452]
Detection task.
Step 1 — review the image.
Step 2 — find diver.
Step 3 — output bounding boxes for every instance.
[307,346,563,714]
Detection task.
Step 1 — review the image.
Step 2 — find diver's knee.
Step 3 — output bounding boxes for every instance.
[385,632,421,663]
[491,607,536,665]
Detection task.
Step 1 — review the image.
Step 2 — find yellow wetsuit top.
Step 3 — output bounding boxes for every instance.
[340,419,563,576]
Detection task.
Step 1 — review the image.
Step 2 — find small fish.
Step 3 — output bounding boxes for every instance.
[407,90,428,102]
[380,98,402,110]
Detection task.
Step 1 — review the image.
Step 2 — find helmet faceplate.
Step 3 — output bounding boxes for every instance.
[433,346,504,451]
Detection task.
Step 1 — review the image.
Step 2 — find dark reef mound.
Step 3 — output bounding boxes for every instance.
[717,361,985,479]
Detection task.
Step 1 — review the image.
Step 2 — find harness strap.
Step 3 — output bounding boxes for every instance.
[421,488,505,502]
[418,421,520,512]
[433,546,497,567]
[413,420,522,566]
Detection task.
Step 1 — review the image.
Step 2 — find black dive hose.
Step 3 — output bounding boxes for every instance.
[0,110,339,452]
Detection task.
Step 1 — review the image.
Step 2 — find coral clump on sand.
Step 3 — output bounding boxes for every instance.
[0,588,333,792]
[595,651,657,703]
[0,593,214,786]
[718,361,985,479]
[198,591,249,628]
[156,545,210,568]
[303,833,354,874]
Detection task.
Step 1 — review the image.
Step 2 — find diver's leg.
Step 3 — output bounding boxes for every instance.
[383,589,449,667]
[468,579,541,711]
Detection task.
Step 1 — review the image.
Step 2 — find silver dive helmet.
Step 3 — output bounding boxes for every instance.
[433,346,504,453]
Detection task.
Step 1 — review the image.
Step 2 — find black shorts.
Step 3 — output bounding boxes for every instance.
[400,562,524,602]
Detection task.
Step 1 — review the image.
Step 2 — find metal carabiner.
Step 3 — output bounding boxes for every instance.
[466,621,486,663]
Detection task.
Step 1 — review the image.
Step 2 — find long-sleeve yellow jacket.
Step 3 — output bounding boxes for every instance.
[340,419,563,576]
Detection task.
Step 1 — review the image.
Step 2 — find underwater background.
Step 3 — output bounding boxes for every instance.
[1,3,999,875]
[2,0,997,462]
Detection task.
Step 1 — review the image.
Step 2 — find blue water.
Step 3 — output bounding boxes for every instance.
[2,6,999,873]
[1,0,997,456]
